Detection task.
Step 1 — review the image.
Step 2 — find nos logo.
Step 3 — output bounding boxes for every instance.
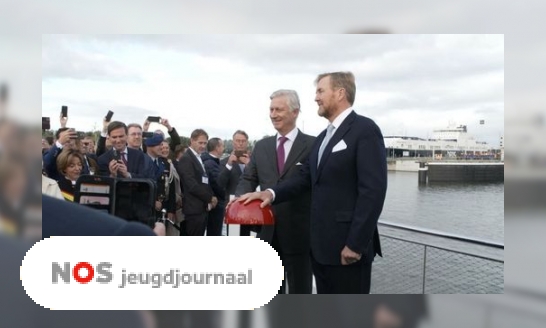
[52,262,113,284]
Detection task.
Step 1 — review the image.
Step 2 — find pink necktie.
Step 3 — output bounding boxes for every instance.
[277,136,288,174]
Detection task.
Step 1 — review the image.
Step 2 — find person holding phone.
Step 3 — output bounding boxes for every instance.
[142,116,181,156]
[97,121,152,179]
[217,130,252,235]
[42,124,79,181]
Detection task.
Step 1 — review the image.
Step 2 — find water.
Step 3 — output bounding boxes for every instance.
[381,171,504,243]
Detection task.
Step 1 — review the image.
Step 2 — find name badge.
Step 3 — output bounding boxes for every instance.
[202,176,209,184]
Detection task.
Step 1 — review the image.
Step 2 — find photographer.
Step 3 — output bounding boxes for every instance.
[217,130,251,236]
[97,121,152,179]
[42,126,79,181]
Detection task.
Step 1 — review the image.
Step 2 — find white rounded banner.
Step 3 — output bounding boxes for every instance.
[21,236,283,310]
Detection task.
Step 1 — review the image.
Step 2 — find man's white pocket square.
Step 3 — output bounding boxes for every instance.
[296,162,303,166]
[332,140,347,153]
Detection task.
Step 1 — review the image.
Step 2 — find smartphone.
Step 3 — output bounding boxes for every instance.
[68,128,78,139]
[142,131,154,138]
[234,150,247,158]
[147,116,161,123]
[105,110,114,122]
[112,149,121,162]
[42,117,51,130]
[61,105,68,118]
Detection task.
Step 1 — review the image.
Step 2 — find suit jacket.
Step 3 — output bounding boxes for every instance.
[236,130,315,254]
[273,111,387,265]
[217,155,245,199]
[97,147,152,179]
[202,152,226,201]
[175,149,214,216]
[42,195,156,237]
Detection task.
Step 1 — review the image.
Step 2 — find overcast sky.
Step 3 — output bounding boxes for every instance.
[42,34,504,145]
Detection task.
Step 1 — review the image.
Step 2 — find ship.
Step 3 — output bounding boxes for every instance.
[384,124,498,160]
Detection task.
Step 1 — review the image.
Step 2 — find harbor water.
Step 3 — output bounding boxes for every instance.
[381,171,504,243]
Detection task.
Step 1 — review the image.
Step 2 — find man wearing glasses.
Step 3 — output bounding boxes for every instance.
[127,123,144,150]
[80,136,98,175]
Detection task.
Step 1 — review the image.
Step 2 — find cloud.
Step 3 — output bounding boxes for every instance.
[42,35,142,82]
[41,34,504,145]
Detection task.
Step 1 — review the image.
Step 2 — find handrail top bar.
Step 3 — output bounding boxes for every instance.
[378,220,504,249]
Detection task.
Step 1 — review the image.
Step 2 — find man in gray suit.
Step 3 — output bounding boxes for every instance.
[236,89,315,294]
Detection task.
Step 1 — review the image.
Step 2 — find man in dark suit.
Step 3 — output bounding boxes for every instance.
[236,89,314,294]
[201,137,226,236]
[97,121,152,179]
[218,130,251,235]
[176,129,218,236]
[238,72,388,294]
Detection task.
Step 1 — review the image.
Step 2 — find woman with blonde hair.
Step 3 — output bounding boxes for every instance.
[56,149,84,201]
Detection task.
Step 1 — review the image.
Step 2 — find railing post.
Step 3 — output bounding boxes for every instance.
[484,305,492,328]
[422,246,427,294]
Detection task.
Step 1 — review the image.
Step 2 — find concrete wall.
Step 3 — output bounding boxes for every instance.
[387,160,421,172]
[427,163,504,182]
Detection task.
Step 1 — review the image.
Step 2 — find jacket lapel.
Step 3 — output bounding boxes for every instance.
[187,149,204,175]
[315,111,356,182]
[280,130,307,179]
[265,136,279,178]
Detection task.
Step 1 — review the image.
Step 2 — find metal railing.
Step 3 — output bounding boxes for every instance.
[371,221,504,294]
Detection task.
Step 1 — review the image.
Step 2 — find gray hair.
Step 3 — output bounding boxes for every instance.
[270,89,300,112]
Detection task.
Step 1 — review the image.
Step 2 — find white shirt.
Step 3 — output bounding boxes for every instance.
[190,147,206,172]
[276,127,299,163]
[328,107,354,136]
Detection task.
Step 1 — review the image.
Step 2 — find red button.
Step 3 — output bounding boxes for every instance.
[225,199,275,225]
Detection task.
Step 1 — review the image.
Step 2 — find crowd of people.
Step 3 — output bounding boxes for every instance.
[40,111,252,237]
[40,71,388,295]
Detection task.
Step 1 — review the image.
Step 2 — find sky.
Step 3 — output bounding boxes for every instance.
[42,34,504,146]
